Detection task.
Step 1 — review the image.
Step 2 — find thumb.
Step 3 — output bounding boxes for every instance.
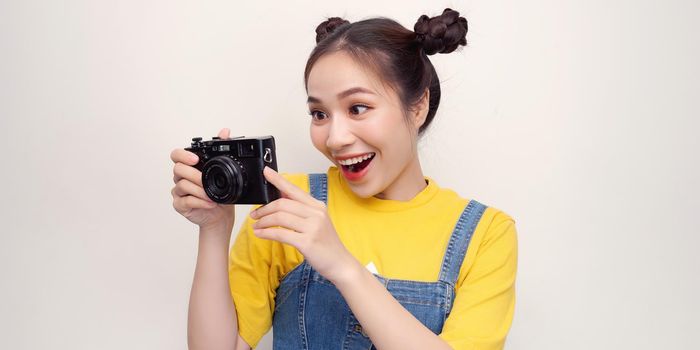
[217,128,231,139]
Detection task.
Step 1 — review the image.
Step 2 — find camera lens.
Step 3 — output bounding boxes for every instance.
[214,174,226,188]
[201,155,246,203]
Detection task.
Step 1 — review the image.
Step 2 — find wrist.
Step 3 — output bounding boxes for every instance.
[198,221,234,245]
[329,254,367,290]
[199,216,234,235]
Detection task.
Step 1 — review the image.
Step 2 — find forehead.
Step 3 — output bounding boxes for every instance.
[306,51,390,99]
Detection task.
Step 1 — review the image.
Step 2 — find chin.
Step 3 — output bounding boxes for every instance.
[345,180,378,199]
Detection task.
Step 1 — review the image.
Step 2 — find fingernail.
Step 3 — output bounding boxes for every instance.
[190,154,199,163]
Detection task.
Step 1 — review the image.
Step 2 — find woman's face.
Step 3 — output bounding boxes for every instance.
[306,51,421,198]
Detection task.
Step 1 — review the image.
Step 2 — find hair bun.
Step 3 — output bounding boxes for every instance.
[414,8,468,55]
[315,17,351,44]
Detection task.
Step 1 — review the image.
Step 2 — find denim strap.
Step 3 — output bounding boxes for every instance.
[438,199,487,286]
[308,173,328,204]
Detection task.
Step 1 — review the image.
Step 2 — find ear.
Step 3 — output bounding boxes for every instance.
[411,89,430,131]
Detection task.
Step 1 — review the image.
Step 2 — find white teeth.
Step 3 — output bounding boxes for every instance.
[338,153,375,166]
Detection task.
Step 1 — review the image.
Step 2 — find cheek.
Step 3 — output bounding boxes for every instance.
[309,125,328,153]
[365,112,411,149]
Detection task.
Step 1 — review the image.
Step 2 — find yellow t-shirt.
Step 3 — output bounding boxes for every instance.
[229,166,518,349]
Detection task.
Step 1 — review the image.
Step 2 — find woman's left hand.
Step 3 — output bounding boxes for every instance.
[250,166,357,284]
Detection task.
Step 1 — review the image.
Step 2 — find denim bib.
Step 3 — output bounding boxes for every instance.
[272,173,486,350]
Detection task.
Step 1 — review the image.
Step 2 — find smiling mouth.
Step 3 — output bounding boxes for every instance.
[337,153,375,173]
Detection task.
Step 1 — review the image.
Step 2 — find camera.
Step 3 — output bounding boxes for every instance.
[185,135,281,204]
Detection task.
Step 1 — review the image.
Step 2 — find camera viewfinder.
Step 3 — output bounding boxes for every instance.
[238,142,256,158]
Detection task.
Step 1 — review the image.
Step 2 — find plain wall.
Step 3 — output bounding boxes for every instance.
[1,0,698,349]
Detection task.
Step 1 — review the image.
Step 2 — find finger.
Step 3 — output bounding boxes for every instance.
[173,193,218,212]
[252,211,306,233]
[170,148,199,166]
[173,162,203,187]
[262,167,323,208]
[217,128,231,139]
[253,227,302,247]
[250,198,313,220]
[173,178,212,203]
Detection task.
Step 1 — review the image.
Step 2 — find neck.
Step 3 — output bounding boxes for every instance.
[374,155,427,201]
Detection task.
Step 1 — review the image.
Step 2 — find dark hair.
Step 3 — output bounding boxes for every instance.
[304,8,468,136]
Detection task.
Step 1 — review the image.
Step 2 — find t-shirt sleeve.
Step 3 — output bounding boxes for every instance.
[439,210,518,350]
[227,172,309,348]
[228,206,276,348]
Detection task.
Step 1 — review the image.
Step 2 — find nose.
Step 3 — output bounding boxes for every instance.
[326,114,355,151]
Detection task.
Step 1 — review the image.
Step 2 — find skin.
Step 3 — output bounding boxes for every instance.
[305,51,429,201]
[172,128,250,350]
[174,51,451,349]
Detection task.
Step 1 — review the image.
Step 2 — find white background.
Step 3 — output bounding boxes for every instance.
[1,0,698,349]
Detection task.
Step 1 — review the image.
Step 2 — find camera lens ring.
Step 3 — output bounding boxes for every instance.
[201,155,246,203]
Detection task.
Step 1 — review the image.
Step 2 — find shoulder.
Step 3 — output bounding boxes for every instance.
[430,182,516,229]
[435,184,517,285]
[428,181,517,255]
[435,181,516,232]
[480,204,516,232]
[469,200,517,251]
[458,201,518,282]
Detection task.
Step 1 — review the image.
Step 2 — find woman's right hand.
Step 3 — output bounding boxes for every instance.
[170,128,236,231]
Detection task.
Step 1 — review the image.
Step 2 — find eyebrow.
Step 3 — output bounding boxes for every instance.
[307,87,376,104]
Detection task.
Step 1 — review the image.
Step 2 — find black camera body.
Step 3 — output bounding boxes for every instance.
[185,135,281,204]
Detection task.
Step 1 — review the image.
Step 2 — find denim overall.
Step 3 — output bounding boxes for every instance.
[272,173,487,350]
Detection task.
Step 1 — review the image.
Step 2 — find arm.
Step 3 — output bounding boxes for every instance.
[333,214,517,350]
[187,223,237,349]
[250,168,516,349]
[187,222,251,350]
[172,127,253,349]
[333,259,453,350]
[250,168,452,349]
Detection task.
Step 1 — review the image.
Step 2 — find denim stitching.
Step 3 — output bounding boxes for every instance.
[276,173,478,348]
[274,281,300,313]
[297,263,311,350]
[320,174,328,204]
[395,298,445,307]
[274,261,306,313]
[439,200,475,282]
[451,201,486,285]
[440,200,487,286]
[450,205,482,281]
[309,173,328,205]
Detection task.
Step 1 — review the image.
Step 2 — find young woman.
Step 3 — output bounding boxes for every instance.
[170,8,518,350]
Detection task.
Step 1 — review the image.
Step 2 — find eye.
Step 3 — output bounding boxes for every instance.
[309,110,328,122]
[350,104,370,115]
